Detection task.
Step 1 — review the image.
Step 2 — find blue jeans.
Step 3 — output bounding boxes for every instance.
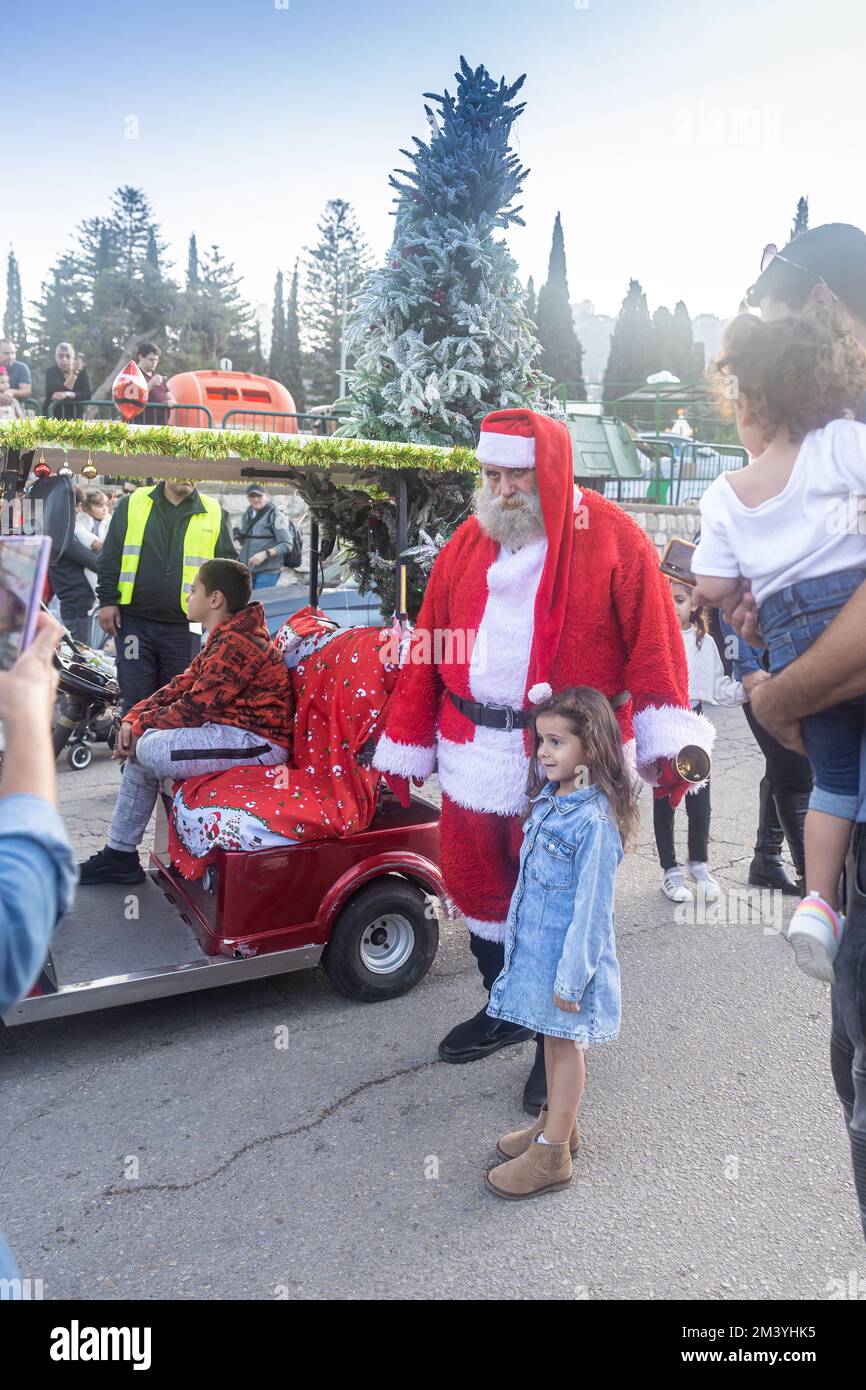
[252,571,279,590]
[760,570,866,820]
[114,613,198,715]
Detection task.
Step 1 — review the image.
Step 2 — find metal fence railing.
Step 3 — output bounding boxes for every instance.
[221,409,341,436]
[604,440,748,506]
[46,399,215,428]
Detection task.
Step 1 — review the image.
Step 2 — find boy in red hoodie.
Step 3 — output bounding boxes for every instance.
[80,558,293,884]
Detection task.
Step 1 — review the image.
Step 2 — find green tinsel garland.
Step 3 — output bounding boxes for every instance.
[0,417,478,477]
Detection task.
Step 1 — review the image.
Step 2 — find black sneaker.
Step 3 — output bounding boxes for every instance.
[438,1006,534,1063]
[78,846,145,886]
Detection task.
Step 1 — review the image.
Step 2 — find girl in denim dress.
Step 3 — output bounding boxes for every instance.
[692,302,866,985]
[486,687,638,1201]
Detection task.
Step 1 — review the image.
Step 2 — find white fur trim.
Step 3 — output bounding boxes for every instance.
[528,682,552,704]
[477,431,536,467]
[438,734,530,816]
[464,913,507,943]
[470,538,546,706]
[372,734,437,780]
[632,704,716,782]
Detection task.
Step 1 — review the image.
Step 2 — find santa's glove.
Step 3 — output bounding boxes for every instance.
[652,757,690,809]
[382,772,425,807]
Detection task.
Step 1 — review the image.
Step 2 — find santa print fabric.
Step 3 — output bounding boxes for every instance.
[168,620,398,879]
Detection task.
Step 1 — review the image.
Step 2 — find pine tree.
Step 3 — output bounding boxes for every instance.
[344,56,549,448]
[650,305,675,375]
[791,196,809,240]
[268,269,288,382]
[4,249,27,350]
[536,212,585,397]
[285,260,306,413]
[603,278,655,421]
[304,198,370,406]
[187,234,199,288]
[525,275,537,324]
[249,323,267,376]
[146,227,160,271]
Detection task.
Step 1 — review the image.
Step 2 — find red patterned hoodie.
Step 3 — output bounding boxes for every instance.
[125,601,293,749]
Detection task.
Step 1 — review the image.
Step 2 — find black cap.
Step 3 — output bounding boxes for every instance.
[747,223,866,318]
[245,484,266,497]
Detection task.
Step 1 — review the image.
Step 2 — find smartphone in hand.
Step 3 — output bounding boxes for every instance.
[0,536,52,671]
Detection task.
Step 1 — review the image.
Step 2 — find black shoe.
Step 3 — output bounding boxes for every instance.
[748,851,801,896]
[522,1036,548,1116]
[438,1006,534,1063]
[79,846,145,886]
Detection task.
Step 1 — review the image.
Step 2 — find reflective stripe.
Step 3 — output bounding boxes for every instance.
[121,545,142,555]
[118,571,138,582]
[184,555,211,566]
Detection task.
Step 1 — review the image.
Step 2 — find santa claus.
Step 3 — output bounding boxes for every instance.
[374,408,713,1111]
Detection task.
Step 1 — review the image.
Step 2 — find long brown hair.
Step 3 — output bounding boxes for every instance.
[527,686,640,851]
[670,579,710,649]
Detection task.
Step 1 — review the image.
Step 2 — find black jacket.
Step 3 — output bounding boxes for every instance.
[48,536,98,617]
[43,366,92,418]
[96,484,237,625]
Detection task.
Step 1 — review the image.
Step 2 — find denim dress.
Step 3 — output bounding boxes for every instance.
[487,783,623,1043]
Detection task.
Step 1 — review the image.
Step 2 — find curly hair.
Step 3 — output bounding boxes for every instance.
[526,685,640,852]
[710,299,866,445]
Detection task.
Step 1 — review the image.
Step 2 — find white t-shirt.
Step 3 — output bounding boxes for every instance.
[692,417,866,610]
[680,626,745,708]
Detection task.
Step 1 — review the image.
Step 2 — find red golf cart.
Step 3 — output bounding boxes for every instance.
[0,420,477,1025]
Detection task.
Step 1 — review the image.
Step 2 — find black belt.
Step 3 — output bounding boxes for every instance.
[449,692,531,732]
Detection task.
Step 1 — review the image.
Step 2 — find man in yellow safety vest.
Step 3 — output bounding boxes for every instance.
[96,480,237,711]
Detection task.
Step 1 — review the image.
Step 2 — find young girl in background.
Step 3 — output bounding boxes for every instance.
[485,686,638,1201]
[692,303,866,982]
[656,582,745,904]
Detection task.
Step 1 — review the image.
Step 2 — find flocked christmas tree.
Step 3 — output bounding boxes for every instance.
[343,56,549,445]
[309,57,550,619]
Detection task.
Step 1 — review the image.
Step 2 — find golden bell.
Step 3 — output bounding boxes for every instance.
[82,462,98,480]
[675,744,711,784]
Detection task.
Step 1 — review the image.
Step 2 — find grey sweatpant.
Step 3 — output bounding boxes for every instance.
[107,723,288,854]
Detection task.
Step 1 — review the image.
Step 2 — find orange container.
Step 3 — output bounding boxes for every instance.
[167,370,299,433]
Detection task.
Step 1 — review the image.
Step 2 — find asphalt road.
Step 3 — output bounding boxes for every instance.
[1,707,864,1300]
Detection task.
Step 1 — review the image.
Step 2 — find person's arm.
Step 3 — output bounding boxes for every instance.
[703,638,746,707]
[267,517,291,561]
[216,508,238,559]
[72,369,91,403]
[0,617,76,1008]
[554,817,622,1004]
[691,575,741,606]
[64,534,99,572]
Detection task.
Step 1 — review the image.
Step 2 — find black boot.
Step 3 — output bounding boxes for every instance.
[748,776,800,895]
[438,1007,534,1063]
[774,789,809,897]
[522,1036,547,1116]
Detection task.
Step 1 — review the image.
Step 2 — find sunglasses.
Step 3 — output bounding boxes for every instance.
[747,243,838,304]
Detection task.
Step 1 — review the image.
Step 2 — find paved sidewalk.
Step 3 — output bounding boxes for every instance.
[1,707,863,1300]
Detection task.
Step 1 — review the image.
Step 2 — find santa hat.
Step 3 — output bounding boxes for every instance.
[477,410,575,721]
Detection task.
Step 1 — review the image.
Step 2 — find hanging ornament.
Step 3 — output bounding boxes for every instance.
[112,360,149,421]
[432,288,446,304]
[34,461,52,479]
[58,462,73,477]
[81,455,98,480]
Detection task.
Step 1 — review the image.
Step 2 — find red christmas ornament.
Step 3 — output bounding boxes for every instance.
[432,288,446,304]
[391,259,400,269]
[34,462,52,479]
[112,360,149,421]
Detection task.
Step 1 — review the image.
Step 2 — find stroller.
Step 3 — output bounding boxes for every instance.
[51,617,121,770]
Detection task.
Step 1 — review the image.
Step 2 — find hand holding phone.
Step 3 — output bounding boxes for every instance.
[0,537,52,673]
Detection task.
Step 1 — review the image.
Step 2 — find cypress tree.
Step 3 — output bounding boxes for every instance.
[536,212,585,397]
[285,260,306,413]
[3,248,27,350]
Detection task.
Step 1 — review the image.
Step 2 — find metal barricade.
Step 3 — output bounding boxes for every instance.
[222,409,341,436]
[669,442,748,504]
[47,400,214,428]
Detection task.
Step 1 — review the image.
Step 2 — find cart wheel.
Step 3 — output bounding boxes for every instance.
[322,877,439,1001]
[67,743,93,770]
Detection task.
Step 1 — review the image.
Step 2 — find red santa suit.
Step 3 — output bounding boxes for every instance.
[374,409,714,941]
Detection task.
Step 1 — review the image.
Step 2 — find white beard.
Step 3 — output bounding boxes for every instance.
[474,482,545,548]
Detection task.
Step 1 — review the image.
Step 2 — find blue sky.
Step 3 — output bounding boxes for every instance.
[10,0,866,329]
